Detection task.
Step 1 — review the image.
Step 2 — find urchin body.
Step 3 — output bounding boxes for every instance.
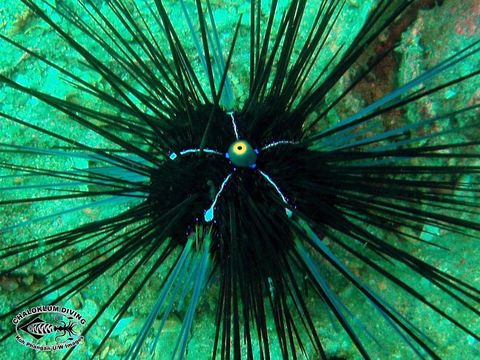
[0,1,479,359]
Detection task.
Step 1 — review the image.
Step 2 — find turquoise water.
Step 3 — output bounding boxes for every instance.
[0,1,479,359]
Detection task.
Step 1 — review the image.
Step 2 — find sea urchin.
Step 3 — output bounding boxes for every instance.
[0,0,479,359]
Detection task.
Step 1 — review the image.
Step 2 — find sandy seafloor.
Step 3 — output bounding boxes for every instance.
[0,0,479,359]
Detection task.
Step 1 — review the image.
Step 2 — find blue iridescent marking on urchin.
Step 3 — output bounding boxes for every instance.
[167,113,295,222]
[259,170,292,218]
[169,148,223,160]
[204,173,232,222]
[227,111,240,140]
[261,140,298,151]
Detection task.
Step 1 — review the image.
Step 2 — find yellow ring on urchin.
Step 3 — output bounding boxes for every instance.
[232,141,248,155]
[228,140,257,167]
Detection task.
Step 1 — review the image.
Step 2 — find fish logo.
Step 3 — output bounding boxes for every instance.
[12,305,85,352]
[19,316,77,342]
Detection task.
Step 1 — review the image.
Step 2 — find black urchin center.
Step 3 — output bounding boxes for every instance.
[146,103,340,277]
[146,104,310,258]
